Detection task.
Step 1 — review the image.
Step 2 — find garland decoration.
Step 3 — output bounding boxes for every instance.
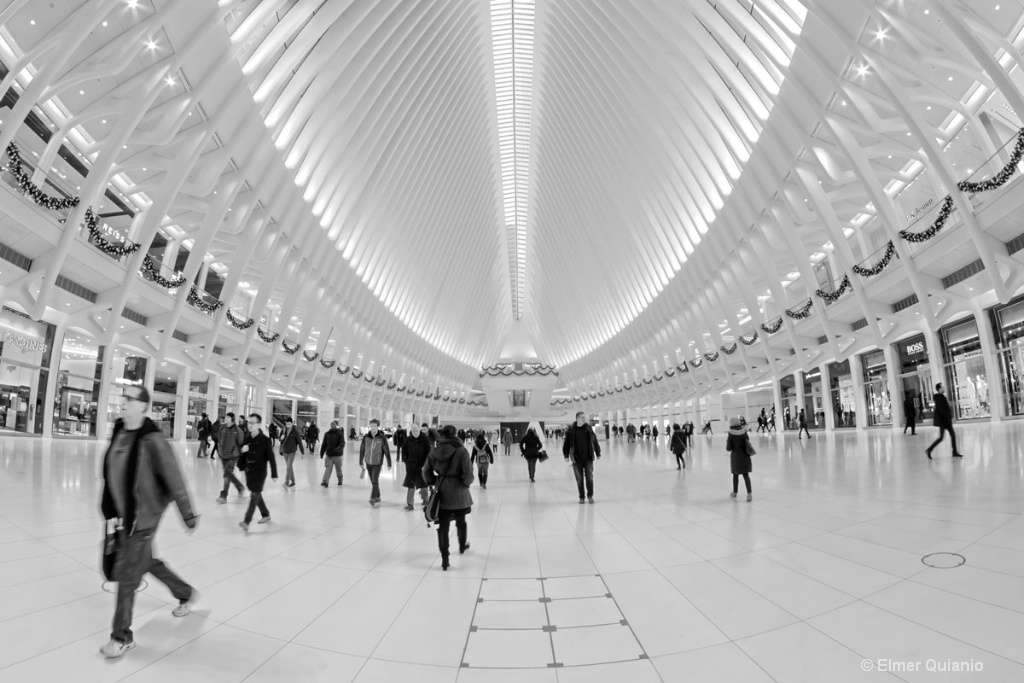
[141,254,187,288]
[852,240,896,277]
[703,351,720,362]
[319,358,336,370]
[480,363,559,377]
[187,286,224,315]
[739,331,759,345]
[84,208,139,256]
[5,142,79,211]
[256,327,279,344]
[957,128,1024,193]
[689,358,704,369]
[302,350,319,362]
[720,343,738,355]
[336,364,350,375]
[351,369,363,379]
[785,299,813,320]
[898,195,955,243]
[281,340,300,355]
[761,317,784,335]
[225,309,254,330]
[678,363,689,374]
[816,274,852,303]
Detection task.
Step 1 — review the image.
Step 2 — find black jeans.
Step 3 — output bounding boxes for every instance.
[477,464,489,486]
[367,464,382,500]
[112,527,192,643]
[904,419,916,435]
[674,451,685,468]
[573,460,594,498]
[799,425,811,438]
[244,492,269,523]
[437,508,469,558]
[221,458,244,498]
[527,458,537,480]
[732,473,751,494]
[928,425,959,455]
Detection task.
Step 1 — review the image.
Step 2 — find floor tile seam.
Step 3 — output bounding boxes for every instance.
[216,556,326,624]
[691,515,831,550]
[852,596,1024,667]
[643,637,781,681]
[963,510,1024,547]
[830,523,955,553]
[0,547,62,565]
[904,570,1024,617]
[882,508,1019,530]
[0,561,92,590]
[135,621,288,683]
[791,538,929,582]
[716,545,873,606]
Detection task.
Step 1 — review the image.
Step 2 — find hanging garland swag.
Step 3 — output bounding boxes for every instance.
[225,309,254,330]
[187,286,224,315]
[302,350,319,362]
[5,141,79,211]
[852,240,897,277]
[84,208,139,256]
[141,254,187,288]
[256,328,279,344]
[281,340,300,355]
[816,274,852,303]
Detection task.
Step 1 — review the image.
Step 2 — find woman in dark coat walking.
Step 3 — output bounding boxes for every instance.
[670,423,686,469]
[423,425,474,571]
[519,427,543,482]
[726,416,752,501]
[402,424,431,510]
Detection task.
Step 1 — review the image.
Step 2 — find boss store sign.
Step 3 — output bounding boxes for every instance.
[897,334,930,371]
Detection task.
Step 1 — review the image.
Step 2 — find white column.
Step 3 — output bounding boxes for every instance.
[972,305,1003,421]
[208,372,220,420]
[883,342,903,431]
[95,341,117,439]
[820,364,835,431]
[42,320,68,437]
[850,354,867,431]
[175,365,190,442]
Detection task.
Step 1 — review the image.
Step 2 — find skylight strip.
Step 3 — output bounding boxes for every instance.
[491,0,534,320]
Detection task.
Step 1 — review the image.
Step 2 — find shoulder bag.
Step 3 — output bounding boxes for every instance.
[745,435,757,456]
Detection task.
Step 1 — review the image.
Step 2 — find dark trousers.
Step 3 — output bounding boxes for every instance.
[477,464,489,486]
[799,425,811,438]
[732,473,751,494]
[504,443,511,455]
[367,464,382,500]
[904,418,916,435]
[322,456,343,484]
[527,457,537,480]
[220,458,244,498]
[928,425,959,455]
[244,492,269,523]
[436,508,469,559]
[111,527,192,643]
[573,460,594,498]
[674,452,685,469]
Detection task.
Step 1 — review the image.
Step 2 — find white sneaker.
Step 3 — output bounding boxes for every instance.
[172,589,199,617]
[99,639,136,658]
[239,521,249,533]
[258,516,271,524]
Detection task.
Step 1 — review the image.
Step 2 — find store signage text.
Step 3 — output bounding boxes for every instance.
[905,198,935,223]
[2,331,47,354]
[905,342,925,356]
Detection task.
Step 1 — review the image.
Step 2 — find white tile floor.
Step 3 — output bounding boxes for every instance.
[0,425,1022,681]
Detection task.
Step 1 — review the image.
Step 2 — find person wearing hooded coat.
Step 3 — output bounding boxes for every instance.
[726,416,753,501]
[670,423,687,470]
[423,425,474,570]
[402,424,431,510]
[519,427,544,482]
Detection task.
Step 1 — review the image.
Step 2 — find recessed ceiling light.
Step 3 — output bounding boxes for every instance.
[102,20,108,27]
[79,90,84,95]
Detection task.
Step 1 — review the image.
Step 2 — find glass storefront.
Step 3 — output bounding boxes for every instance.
[780,375,798,429]
[940,317,990,420]
[828,359,856,428]
[802,369,825,429]
[297,399,317,433]
[991,297,1024,417]
[861,350,892,426]
[52,330,101,436]
[896,334,934,423]
[187,376,210,439]
[105,349,148,436]
[151,363,177,438]
[0,306,56,434]
[271,398,292,431]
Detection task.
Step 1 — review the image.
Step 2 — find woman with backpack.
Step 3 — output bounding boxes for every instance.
[670,423,686,470]
[423,425,473,571]
[726,416,753,501]
[470,433,495,489]
[519,427,544,483]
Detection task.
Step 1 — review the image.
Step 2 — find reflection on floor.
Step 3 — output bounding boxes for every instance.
[0,425,1023,682]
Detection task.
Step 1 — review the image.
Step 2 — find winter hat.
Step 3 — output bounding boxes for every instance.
[729,416,741,429]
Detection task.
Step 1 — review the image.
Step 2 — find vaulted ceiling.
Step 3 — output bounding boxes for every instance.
[1,0,1023,415]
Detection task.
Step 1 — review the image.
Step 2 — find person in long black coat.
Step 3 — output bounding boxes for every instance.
[402,424,431,510]
[726,416,752,501]
[927,382,964,459]
[238,414,278,531]
[519,427,544,482]
[423,425,474,570]
[903,393,918,435]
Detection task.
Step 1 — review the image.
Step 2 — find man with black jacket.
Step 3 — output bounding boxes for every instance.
[238,413,278,531]
[320,420,345,487]
[903,393,918,435]
[216,412,246,503]
[279,416,304,487]
[99,385,198,659]
[927,383,965,459]
[563,411,602,504]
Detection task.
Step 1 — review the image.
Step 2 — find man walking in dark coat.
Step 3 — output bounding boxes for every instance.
[927,382,964,459]
[320,420,345,487]
[563,411,602,503]
[903,393,918,435]
[238,414,278,530]
[215,412,246,503]
[99,385,198,658]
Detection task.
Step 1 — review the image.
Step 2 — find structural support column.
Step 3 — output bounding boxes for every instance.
[820,364,834,432]
[175,365,191,442]
[883,343,903,431]
[850,354,867,432]
[972,305,1004,421]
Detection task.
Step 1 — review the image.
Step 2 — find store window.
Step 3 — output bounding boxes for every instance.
[828,360,856,428]
[271,398,292,431]
[861,350,892,426]
[780,375,797,429]
[188,376,210,439]
[297,399,317,434]
[105,350,148,436]
[802,369,824,429]
[895,334,934,423]
[0,306,56,434]
[940,316,989,420]
[991,298,1024,417]
[151,363,178,438]
[53,331,101,436]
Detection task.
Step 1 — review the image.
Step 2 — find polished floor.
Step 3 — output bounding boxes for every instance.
[0,425,1022,682]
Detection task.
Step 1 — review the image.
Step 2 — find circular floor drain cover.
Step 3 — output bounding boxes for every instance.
[921,552,965,569]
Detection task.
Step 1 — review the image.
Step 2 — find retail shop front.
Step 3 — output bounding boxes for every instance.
[939,316,990,420]
[802,369,825,430]
[828,360,856,428]
[861,350,892,426]
[104,348,149,437]
[52,330,101,437]
[990,297,1024,417]
[779,375,798,429]
[895,334,934,423]
[0,306,56,434]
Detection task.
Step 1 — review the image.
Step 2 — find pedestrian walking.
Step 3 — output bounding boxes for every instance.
[196,412,211,458]
[402,423,431,510]
[359,419,392,506]
[798,409,811,439]
[305,420,320,453]
[670,423,687,469]
[238,413,278,531]
[215,412,246,503]
[279,417,304,487]
[393,424,407,464]
[209,417,221,458]
[99,385,198,659]
[927,382,965,459]
[519,427,544,482]
[726,416,753,501]
[904,393,918,435]
[423,425,473,571]
[471,434,494,489]
[320,420,345,487]
[502,428,513,455]
[563,411,601,503]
